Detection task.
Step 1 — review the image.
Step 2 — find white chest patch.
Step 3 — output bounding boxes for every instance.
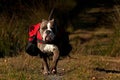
[43,44,55,53]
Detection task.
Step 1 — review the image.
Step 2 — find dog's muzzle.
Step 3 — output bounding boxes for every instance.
[43,30,55,42]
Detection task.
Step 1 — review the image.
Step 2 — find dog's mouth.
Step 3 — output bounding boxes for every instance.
[44,33,54,42]
[45,35,51,41]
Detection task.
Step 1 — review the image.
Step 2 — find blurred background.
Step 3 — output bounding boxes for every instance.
[0,0,120,57]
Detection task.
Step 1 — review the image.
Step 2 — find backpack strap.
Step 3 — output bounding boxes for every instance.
[37,39,46,44]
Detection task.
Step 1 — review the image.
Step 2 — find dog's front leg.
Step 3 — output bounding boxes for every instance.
[42,55,49,75]
[50,46,59,74]
[41,44,59,74]
[38,44,60,74]
[37,43,50,75]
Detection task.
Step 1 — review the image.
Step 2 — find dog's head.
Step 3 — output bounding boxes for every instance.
[40,19,57,42]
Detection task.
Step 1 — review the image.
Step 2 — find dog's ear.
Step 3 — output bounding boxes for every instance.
[42,19,45,22]
[49,19,54,26]
[51,19,54,22]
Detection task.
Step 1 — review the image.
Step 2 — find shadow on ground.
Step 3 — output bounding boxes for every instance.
[94,67,120,74]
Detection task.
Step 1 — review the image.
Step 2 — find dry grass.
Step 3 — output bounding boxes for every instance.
[0,53,120,80]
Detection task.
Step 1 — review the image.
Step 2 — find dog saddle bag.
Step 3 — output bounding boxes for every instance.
[28,23,41,43]
[25,23,42,56]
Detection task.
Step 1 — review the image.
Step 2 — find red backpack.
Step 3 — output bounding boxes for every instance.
[26,23,43,56]
[29,23,41,43]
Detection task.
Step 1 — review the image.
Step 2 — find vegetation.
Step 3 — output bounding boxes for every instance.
[0,0,76,57]
[0,0,119,57]
[0,0,120,80]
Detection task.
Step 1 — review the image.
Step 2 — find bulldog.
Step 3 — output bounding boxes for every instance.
[37,19,59,75]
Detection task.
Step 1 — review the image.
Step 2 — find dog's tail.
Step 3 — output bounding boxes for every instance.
[48,8,54,20]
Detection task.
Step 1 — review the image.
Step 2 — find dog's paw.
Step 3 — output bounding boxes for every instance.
[51,69,57,74]
[43,71,50,75]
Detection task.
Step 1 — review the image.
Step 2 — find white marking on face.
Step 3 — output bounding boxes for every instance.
[42,32,47,41]
[47,22,52,31]
[43,44,56,52]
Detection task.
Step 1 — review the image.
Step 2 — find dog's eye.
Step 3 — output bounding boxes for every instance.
[51,26,54,29]
[42,26,47,30]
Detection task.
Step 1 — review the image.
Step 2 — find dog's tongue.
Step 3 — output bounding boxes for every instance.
[46,36,50,41]
[45,35,51,41]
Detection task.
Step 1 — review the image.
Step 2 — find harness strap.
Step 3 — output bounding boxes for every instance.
[37,39,46,44]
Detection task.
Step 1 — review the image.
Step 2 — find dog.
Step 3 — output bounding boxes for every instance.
[37,19,59,75]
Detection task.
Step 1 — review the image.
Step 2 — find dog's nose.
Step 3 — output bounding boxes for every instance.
[46,30,51,34]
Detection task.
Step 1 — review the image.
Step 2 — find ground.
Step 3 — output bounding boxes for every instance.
[0,52,120,80]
